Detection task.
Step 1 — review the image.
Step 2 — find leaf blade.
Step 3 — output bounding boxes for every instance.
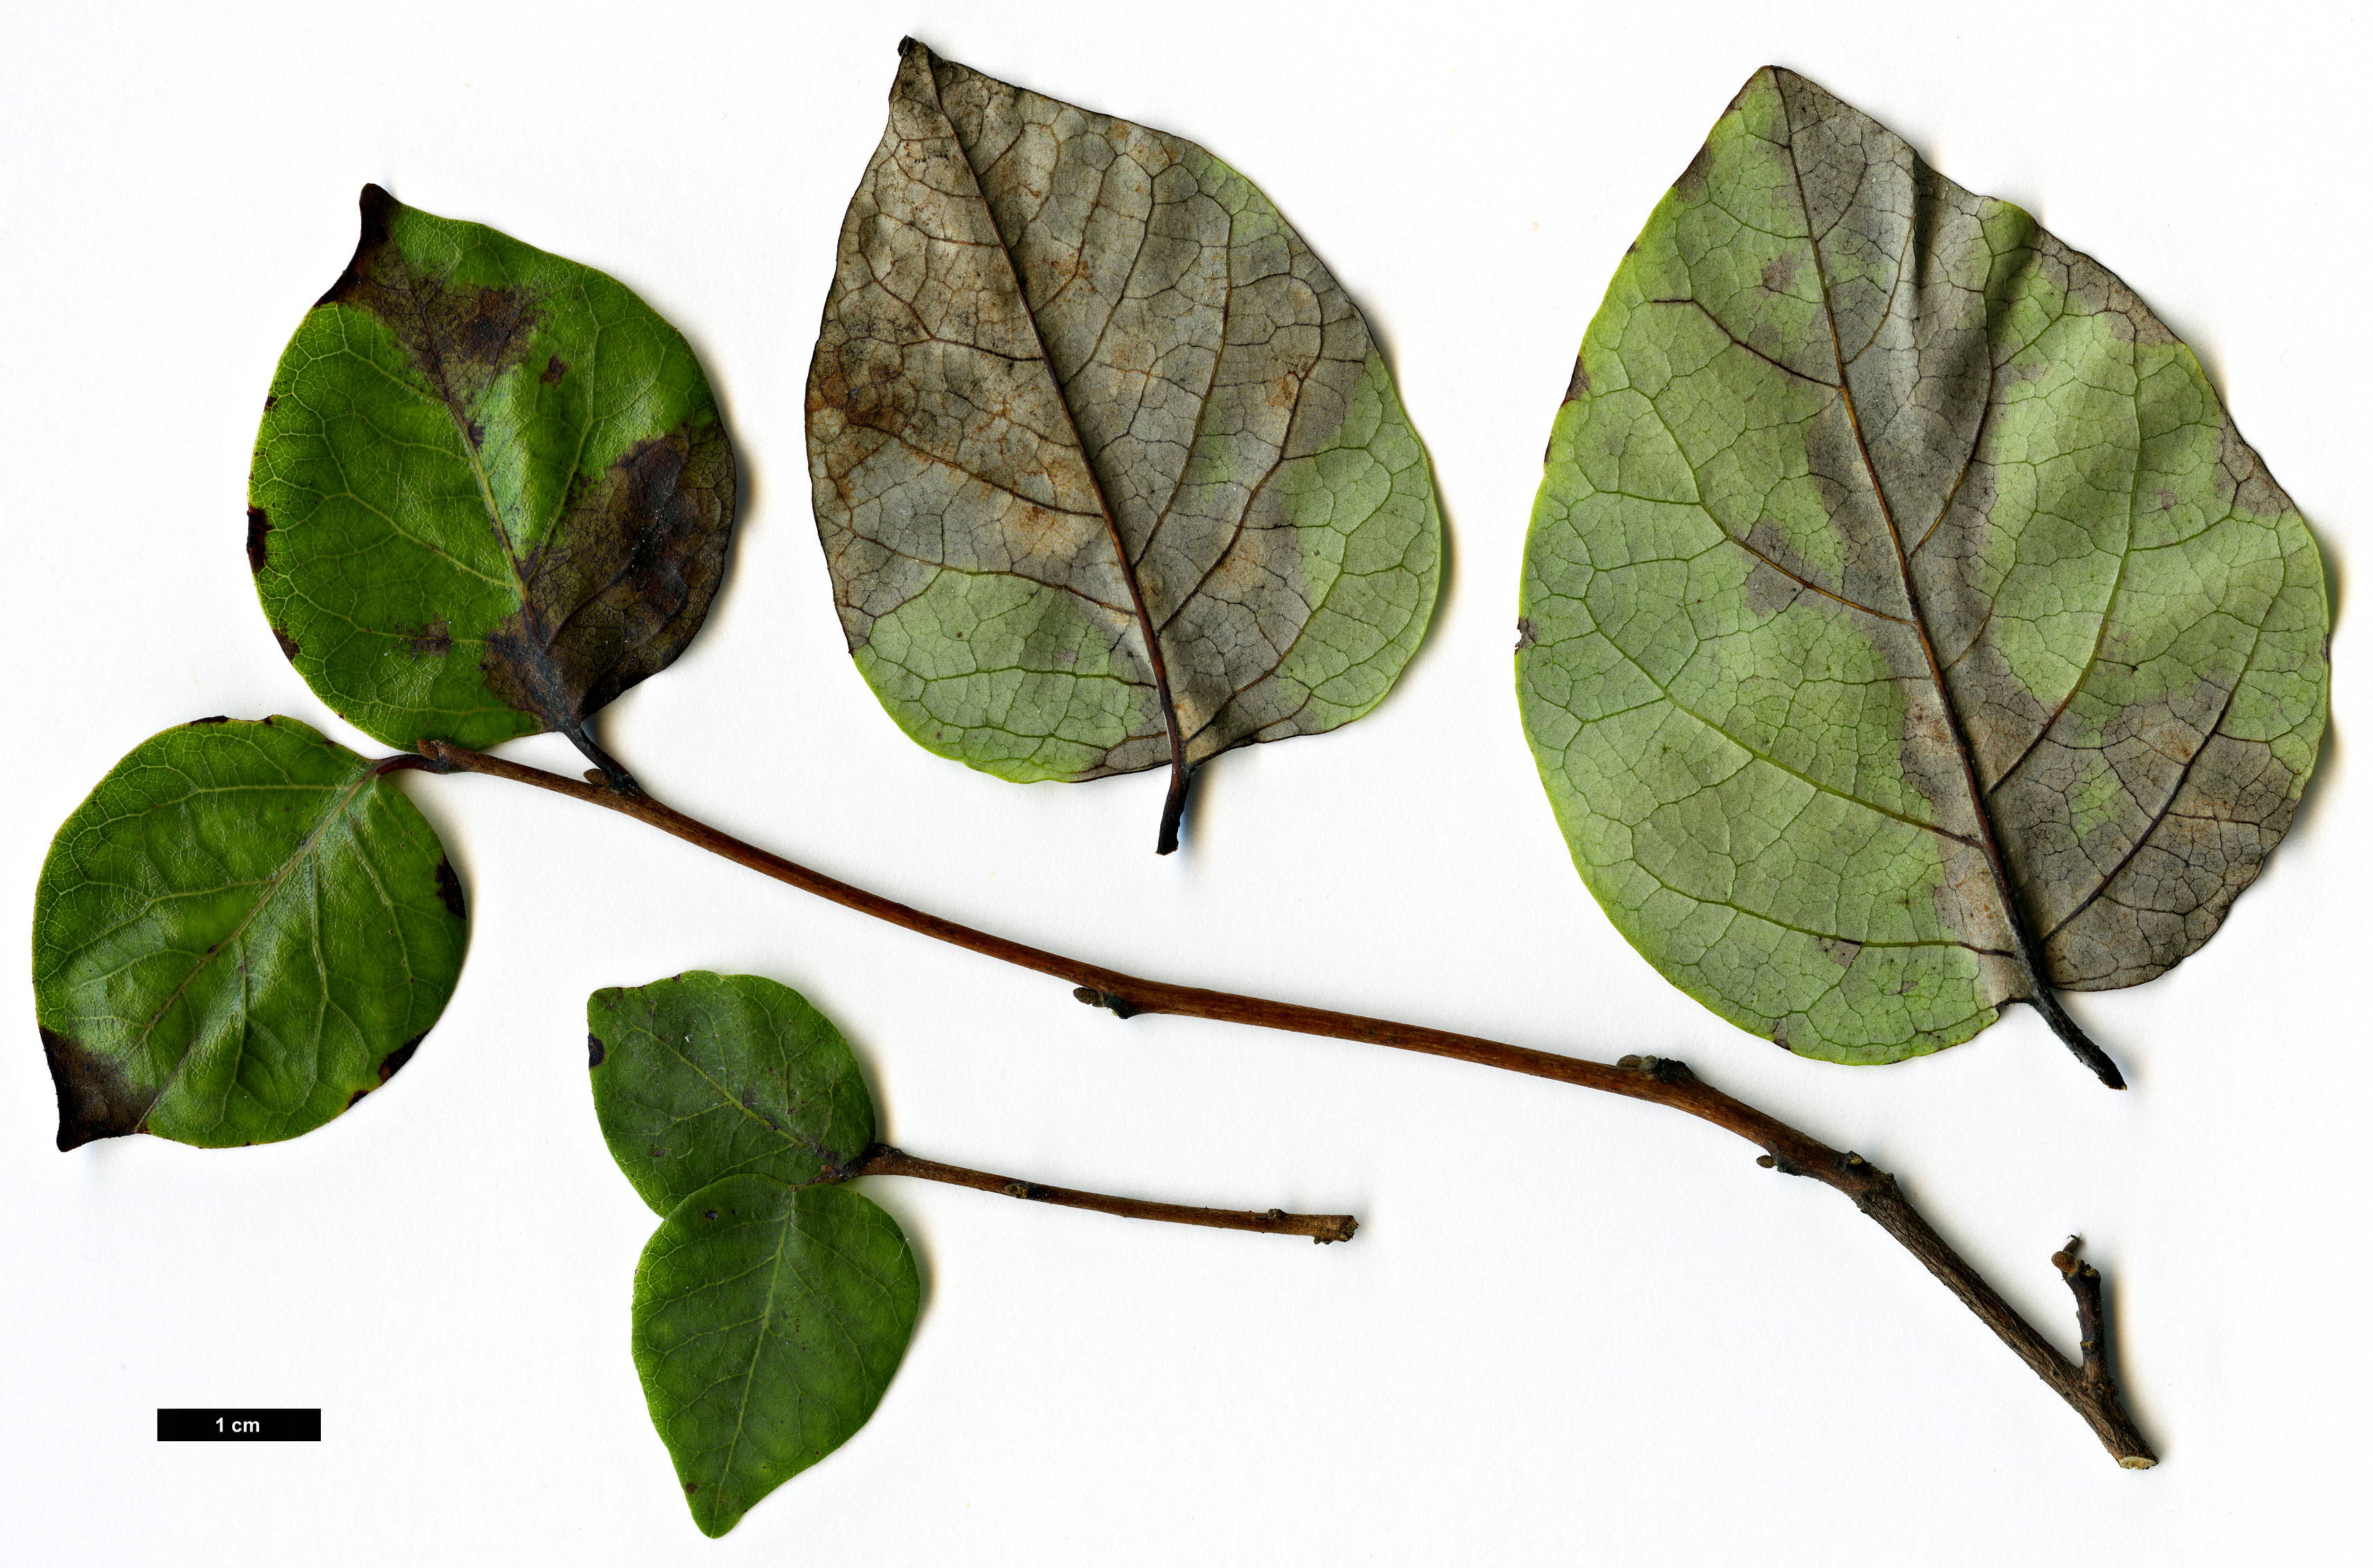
[807,42,1441,838]
[631,1176,919,1538]
[1518,68,2329,1064]
[31,717,466,1147]
[588,971,878,1215]
[249,186,735,753]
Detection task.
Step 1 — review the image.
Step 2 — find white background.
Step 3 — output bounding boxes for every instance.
[3,1,2363,1562]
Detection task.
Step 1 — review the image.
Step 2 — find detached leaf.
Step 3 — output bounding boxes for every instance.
[588,971,876,1214]
[808,40,1442,850]
[1518,69,2329,1066]
[249,186,735,757]
[633,1177,919,1538]
[593,974,914,1535]
[32,718,466,1149]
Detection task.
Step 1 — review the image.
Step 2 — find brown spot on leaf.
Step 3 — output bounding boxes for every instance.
[1772,1017,1792,1052]
[1562,360,1592,403]
[481,421,733,734]
[1674,141,1715,199]
[42,1026,148,1152]
[263,394,279,414]
[541,355,568,385]
[1760,254,1797,293]
[189,716,230,725]
[408,617,453,659]
[432,856,466,922]
[1514,618,1538,654]
[378,1033,425,1084]
[273,626,301,662]
[586,1034,606,1068]
[247,507,272,573]
[346,1086,371,1109]
[684,1482,699,1495]
[1816,937,1862,968]
[317,184,542,412]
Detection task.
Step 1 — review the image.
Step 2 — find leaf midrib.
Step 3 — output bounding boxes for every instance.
[126,761,380,1127]
[1774,71,2051,1001]
[918,55,1191,774]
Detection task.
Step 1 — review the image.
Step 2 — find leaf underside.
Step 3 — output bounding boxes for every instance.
[807,41,1442,816]
[593,973,914,1536]
[31,718,466,1148]
[249,185,735,754]
[1518,68,2328,1066]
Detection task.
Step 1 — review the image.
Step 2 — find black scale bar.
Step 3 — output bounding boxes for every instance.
[158,1408,320,1441]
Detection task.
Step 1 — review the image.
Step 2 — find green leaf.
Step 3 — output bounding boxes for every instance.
[588,971,877,1215]
[808,39,1442,850]
[1518,69,2329,1066]
[248,185,735,756]
[31,717,467,1149]
[633,1176,919,1538]
[593,974,914,1533]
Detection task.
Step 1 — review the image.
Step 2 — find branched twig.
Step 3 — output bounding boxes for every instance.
[842,1144,1356,1243]
[414,738,2155,1466]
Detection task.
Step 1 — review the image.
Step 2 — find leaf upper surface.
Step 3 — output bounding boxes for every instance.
[249,186,735,752]
[31,717,466,1148]
[807,40,1442,803]
[1518,69,2329,1064]
[633,1177,919,1538]
[588,971,877,1215]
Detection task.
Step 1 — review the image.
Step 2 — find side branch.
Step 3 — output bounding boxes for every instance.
[413,739,2155,1464]
[843,1144,1356,1243]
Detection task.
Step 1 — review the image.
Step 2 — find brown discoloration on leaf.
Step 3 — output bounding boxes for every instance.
[272,626,301,662]
[809,41,1431,792]
[1562,360,1592,403]
[541,354,568,385]
[246,506,272,573]
[480,420,733,734]
[1514,618,1538,654]
[316,182,399,307]
[378,1033,425,1084]
[1674,141,1715,200]
[432,856,466,922]
[408,617,453,659]
[189,715,230,725]
[1722,69,2313,1007]
[587,1033,606,1068]
[1527,64,2326,1072]
[319,185,541,412]
[42,1026,147,1152]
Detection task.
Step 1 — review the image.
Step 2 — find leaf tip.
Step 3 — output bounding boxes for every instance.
[42,1025,146,1152]
[317,184,401,309]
